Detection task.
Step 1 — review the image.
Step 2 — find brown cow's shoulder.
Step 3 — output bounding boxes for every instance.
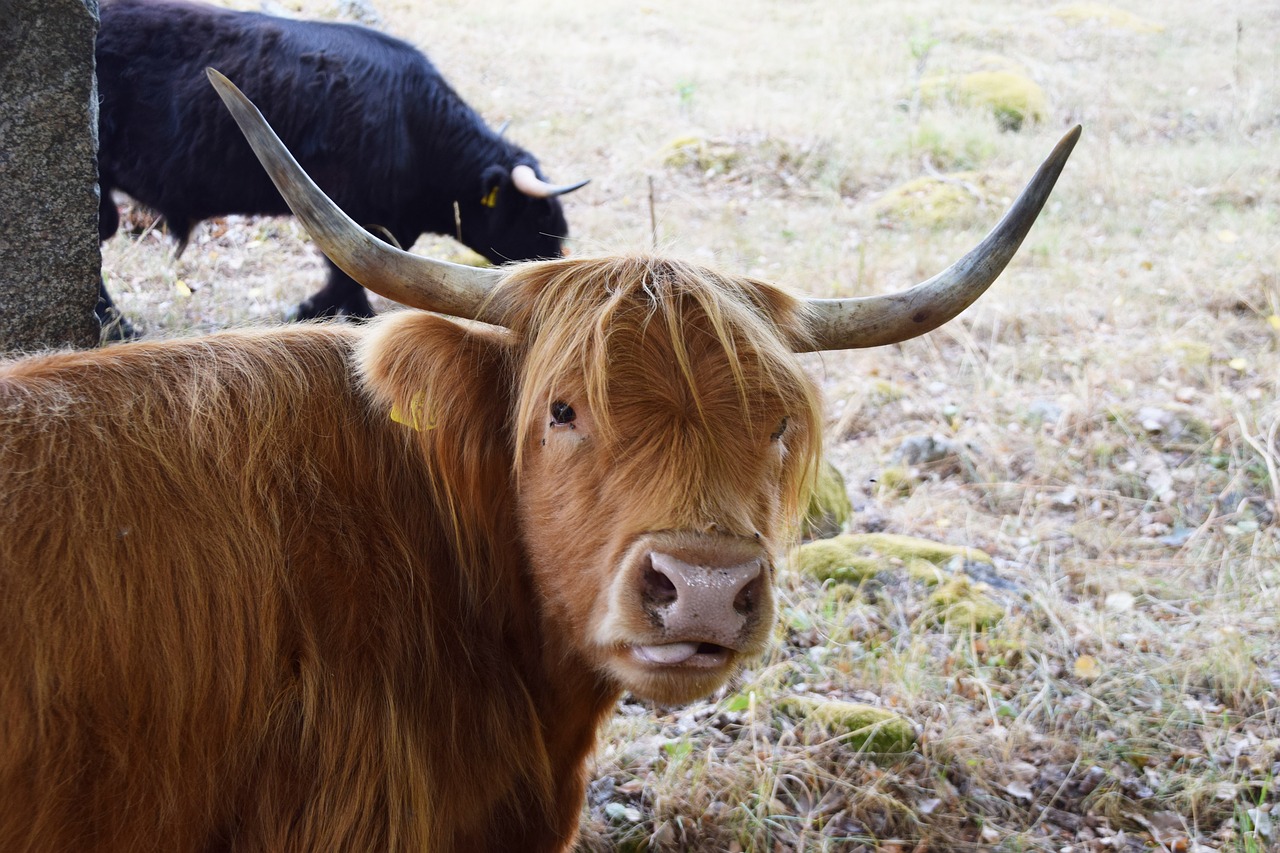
[0,322,615,852]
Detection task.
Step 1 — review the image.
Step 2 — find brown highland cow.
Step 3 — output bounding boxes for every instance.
[0,71,1078,851]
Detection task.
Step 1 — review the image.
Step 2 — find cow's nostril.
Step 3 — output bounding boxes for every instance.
[733,572,762,615]
[642,563,678,607]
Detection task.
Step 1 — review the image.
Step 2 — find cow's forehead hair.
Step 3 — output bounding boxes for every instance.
[496,254,820,464]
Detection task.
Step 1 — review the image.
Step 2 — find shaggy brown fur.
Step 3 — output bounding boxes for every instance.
[0,255,820,852]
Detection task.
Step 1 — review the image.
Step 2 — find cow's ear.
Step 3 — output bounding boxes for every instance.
[358,311,513,439]
[479,164,508,209]
[356,312,516,568]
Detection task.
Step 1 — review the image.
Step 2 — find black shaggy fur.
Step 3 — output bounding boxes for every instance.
[96,0,578,325]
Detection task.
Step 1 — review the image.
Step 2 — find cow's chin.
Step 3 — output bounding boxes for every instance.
[604,642,755,706]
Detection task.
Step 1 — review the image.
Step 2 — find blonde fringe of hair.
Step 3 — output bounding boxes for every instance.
[497,253,823,539]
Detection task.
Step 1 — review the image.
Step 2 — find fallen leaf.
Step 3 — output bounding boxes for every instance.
[604,802,642,823]
[1004,780,1034,800]
[1074,655,1101,679]
[1105,592,1136,612]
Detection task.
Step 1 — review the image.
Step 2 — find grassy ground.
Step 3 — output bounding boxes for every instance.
[102,1,1279,849]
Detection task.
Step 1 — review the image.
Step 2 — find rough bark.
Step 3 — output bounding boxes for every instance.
[0,0,101,352]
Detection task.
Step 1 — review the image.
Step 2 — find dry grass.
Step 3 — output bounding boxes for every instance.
[100,0,1280,849]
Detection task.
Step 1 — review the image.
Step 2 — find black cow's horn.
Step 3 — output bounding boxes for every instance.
[206,68,504,322]
[511,164,590,199]
[796,126,1080,352]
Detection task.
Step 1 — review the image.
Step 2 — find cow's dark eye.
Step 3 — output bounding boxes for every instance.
[550,401,576,426]
[770,417,788,441]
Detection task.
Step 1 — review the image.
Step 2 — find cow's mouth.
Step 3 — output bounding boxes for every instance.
[631,641,730,669]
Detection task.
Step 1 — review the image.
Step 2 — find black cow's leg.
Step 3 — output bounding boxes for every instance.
[98,181,120,241]
[96,183,138,342]
[292,259,372,321]
[291,223,411,320]
[96,276,138,342]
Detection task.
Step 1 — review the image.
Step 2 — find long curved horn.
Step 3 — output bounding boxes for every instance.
[206,68,504,322]
[510,164,590,199]
[798,126,1081,352]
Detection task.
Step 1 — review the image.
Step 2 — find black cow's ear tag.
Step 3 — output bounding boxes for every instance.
[480,186,499,208]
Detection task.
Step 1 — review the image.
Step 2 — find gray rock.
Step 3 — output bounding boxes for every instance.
[1027,399,1064,424]
[890,434,960,467]
[334,0,383,26]
[0,0,102,351]
[1137,406,1176,434]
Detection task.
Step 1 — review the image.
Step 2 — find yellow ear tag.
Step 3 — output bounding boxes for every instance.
[480,186,499,208]
[390,392,438,431]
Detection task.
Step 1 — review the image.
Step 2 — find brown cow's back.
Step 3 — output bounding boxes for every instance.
[0,326,571,851]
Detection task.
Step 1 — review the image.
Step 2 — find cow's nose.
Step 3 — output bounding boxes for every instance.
[642,552,764,640]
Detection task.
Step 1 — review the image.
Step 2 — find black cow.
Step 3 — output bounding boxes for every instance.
[96,0,586,332]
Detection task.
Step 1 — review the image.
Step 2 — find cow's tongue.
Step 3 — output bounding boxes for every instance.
[635,642,700,665]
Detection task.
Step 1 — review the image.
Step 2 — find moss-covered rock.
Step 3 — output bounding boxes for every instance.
[419,241,493,268]
[791,538,882,583]
[823,581,862,604]
[446,247,493,268]
[872,173,989,229]
[792,532,992,583]
[954,70,1048,131]
[874,465,915,497]
[927,576,1005,628]
[842,532,993,567]
[1051,3,1164,33]
[904,556,948,586]
[662,135,739,175]
[803,460,853,540]
[919,59,1047,131]
[779,696,916,753]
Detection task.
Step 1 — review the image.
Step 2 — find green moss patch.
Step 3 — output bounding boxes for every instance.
[792,532,992,584]
[872,173,989,229]
[444,247,493,268]
[803,460,853,540]
[919,56,1048,131]
[875,465,915,497]
[905,557,948,586]
[955,70,1048,131]
[840,532,992,567]
[779,696,916,753]
[791,539,882,583]
[662,135,740,175]
[1051,3,1165,33]
[927,577,1006,628]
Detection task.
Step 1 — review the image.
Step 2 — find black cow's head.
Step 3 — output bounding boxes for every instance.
[466,162,588,263]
